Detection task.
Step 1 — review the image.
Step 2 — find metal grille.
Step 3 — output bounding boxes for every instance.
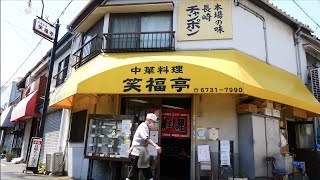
[310,68,320,101]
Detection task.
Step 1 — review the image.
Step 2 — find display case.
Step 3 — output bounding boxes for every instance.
[84,114,134,161]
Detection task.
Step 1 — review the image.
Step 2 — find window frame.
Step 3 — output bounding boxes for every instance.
[109,11,173,33]
[55,55,70,87]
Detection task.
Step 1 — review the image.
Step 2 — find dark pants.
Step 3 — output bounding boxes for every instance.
[127,155,153,180]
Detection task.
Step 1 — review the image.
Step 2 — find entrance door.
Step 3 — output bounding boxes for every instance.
[287,121,318,179]
[11,123,25,157]
[120,97,191,180]
[160,98,191,180]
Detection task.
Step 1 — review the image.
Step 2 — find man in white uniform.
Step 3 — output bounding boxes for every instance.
[126,113,162,180]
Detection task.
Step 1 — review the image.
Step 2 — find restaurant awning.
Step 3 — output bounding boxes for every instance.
[1,106,14,129]
[49,50,320,117]
[11,90,40,122]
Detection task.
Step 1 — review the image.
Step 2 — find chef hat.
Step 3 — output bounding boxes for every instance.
[146,113,157,122]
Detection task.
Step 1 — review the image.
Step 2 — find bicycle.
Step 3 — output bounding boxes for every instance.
[291,161,309,180]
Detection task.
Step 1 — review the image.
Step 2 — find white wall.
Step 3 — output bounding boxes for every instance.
[196,94,238,152]
[68,143,88,179]
[195,94,239,177]
[173,0,298,75]
[98,0,299,77]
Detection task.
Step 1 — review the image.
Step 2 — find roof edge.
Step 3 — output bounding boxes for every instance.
[68,0,105,30]
[247,0,313,34]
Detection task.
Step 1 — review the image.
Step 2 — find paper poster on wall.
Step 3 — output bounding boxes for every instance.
[120,144,130,158]
[121,120,131,133]
[196,126,207,141]
[150,131,158,143]
[220,140,230,152]
[207,127,219,141]
[220,140,231,166]
[197,144,211,162]
[220,151,230,166]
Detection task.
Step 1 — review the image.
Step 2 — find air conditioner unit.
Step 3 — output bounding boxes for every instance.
[310,68,320,101]
[45,152,63,175]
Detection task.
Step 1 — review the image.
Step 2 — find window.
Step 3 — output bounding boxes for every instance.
[69,110,87,142]
[109,12,172,49]
[55,55,69,87]
[81,18,104,59]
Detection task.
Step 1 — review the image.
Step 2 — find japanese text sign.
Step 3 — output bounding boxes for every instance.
[27,137,43,168]
[33,17,56,41]
[178,0,232,41]
[161,109,190,139]
[120,63,243,94]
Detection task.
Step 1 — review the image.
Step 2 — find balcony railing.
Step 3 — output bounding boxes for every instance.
[73,35,103,69]
[102,31,175,53]
[52,66,68,87]
[73,31,175,69]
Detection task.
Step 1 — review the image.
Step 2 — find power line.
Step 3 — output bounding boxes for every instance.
[1,0,74,88]
[1,39,44,89]
[292,0,320,29]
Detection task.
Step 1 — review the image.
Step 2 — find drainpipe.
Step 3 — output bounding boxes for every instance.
[294,26,303,80]
[235,0,269,64]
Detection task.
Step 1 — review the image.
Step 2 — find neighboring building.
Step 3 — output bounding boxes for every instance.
[1,80,20,109]
[7,32,73,169]
[10,59,48,159]
[0,80,21,154]
[46,0,320,179]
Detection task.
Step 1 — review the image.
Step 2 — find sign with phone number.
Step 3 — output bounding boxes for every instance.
[193,87,243,93]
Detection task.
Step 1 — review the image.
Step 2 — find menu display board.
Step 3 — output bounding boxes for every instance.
[85,114,134,161]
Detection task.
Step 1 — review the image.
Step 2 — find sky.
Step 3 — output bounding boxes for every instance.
[1,0,89,87]
[1,0,320,88]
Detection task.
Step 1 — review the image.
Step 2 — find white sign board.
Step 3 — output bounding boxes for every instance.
[120,144,130,158]
[197,144,211,162]
[121,120,131,133]
[33,18,55,41]
[27,138,43,168]
[220,140,231,166]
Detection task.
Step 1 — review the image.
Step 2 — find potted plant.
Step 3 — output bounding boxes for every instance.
[0,149,6,159]
[5,153,16,162]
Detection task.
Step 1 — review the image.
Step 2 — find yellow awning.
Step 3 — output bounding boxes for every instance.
[49,50,320,116]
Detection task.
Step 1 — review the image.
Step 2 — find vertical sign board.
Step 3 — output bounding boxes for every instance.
[178,0,232,41]
[27,137,43,168]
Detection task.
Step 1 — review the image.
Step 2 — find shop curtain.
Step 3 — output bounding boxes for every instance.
[81,18,104,59]
[110,14,139,49]
[140,12,172,48]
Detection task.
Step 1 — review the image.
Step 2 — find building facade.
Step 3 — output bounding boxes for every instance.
[0,80,21,154]
[46,0,320,179]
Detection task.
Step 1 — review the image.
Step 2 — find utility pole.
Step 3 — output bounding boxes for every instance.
[26,0,60,171]
[38,20,60,138]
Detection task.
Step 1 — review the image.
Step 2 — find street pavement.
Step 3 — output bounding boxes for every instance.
[0,159,72,180]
